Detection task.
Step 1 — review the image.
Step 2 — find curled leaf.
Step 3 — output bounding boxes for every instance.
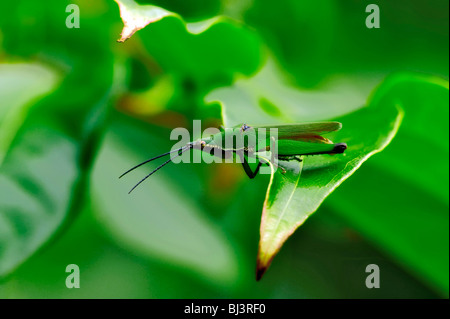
[115,0,174,42]
[115,0,242,42]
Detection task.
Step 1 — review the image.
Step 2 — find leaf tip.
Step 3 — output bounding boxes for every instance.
[117,26,138,43]
[255,251,275,281]
[255,264,267,281]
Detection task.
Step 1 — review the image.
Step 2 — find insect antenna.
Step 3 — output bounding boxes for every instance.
[119,146,187,179]
[127,145,191,194]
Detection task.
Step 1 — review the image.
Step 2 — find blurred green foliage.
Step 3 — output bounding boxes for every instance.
[0,0,448,298]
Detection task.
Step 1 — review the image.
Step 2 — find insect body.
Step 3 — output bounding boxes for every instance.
[120,122,347,193]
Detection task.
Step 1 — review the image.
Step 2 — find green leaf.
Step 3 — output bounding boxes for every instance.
[327,74,449,296]
[0,73,114,278]
[0,63,60,165]
[0,63,62,277]
[209,55,448,288]
[115,0,262,94]
[368,74,449,203]
[256,159,303,280]
[0,0,116,277]
[206,57,381,126]
[255,93,403,279]
[207,58,405,280]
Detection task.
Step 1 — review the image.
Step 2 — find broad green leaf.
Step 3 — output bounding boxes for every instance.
[327,74,449,296]
[0,76,114,278]
[368,74,449,203]
[140,15,261,86]
[115,0,228,42]
[255,93,402,279]
[90,113,239,286]
[0,63,60,164]
[0,0,115,277]
[115,0,262,96]
[206,57,381,126]
[0,126,79,277]
[0,63,61,277]
[115,0,257,47]
[207,58,403,279]
[207,56,446,284]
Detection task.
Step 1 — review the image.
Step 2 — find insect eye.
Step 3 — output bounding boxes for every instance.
[241,124,251,132]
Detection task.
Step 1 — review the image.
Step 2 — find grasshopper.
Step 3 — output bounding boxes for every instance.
[120,122,347,193]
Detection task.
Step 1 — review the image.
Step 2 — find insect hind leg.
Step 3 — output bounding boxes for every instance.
[239,152,263,179]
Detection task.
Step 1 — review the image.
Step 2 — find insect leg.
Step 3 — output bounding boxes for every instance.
[271,161,286,174]
[294,155,303,162]
[239,152,262,179]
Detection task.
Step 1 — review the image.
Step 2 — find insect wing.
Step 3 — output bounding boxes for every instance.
[253,122,342,137]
